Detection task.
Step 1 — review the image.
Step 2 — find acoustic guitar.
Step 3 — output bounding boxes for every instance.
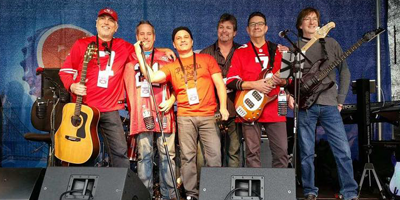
[235,22,336,122]
[55,42,100,164]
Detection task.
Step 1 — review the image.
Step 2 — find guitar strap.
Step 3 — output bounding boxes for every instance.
[319,38,336,83]
[319,38,328,61]
[250,41,276,71]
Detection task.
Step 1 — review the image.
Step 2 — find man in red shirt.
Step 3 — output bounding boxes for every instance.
[59,8,132,167]
[226,12,289,168]
[135,26,228,200]
[124,20,177,200]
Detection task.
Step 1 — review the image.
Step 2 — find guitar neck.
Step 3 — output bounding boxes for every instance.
[74,60,89,116]
[301,37,318,52]
[316,38,365,82]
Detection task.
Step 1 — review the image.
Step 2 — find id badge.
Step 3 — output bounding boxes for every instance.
[187,87,199,105]
[141,80,150,97]
[97,70,109,88]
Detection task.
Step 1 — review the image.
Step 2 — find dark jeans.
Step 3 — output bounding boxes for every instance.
[98,111,129,168]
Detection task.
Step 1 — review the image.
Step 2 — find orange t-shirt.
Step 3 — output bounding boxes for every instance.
[160,53,221,117]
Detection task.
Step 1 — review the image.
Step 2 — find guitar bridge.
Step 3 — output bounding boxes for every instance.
[65,136,81,142]
[236,106,247,117]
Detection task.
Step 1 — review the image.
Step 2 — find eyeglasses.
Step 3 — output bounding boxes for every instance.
[303,17,318,22]
[248,22,265,28]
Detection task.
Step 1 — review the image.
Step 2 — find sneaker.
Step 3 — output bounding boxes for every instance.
[305,194,317,200]
[186,196,198,200]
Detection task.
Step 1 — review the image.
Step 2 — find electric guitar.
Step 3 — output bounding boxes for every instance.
[288,28,385,109]
[235,22,336,122]
[55,42,101,164]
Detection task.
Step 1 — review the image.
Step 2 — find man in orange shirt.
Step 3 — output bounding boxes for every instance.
[135,26,228,200]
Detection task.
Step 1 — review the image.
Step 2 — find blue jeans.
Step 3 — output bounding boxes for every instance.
[136,132,176,199]
[298,105,358,200]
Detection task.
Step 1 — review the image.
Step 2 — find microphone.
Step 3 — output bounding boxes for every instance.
[36,97,47,119]
[36,67,44,75]
[278,29,290,38]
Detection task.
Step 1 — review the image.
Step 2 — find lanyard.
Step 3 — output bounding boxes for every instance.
[96,35,114,69]
[177,53,197,88]
[250,41,272,71]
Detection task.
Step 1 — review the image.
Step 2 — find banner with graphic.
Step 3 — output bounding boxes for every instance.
[0,0,390,167]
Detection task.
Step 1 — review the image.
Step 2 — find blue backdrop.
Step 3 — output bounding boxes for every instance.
[0,0,390,167]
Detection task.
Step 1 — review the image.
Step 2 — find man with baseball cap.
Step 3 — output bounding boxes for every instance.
[59,8,133,168]
[135,26,228,200]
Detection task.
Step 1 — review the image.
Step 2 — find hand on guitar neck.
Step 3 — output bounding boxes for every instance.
[70,81,87,96]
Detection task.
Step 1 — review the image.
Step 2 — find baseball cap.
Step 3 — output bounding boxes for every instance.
[98,8,118,22]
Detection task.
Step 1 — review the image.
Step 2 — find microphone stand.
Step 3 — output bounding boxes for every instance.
[281,33,310,185]
[48,86,60,167]
[139,44,180,200]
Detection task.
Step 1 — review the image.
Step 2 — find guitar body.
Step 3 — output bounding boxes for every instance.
[288,59,334,109]
[389,162,400,196]
[234,71,278,122]
[55,103,100,164]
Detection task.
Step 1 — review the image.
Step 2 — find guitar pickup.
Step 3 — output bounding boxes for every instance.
[245,99,255,108]
[252,91,262,101]
[65,136,81,142]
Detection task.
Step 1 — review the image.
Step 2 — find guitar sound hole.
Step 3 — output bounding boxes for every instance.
[245,99,254,108]
[252,91,262,101]
[71,116,82,127]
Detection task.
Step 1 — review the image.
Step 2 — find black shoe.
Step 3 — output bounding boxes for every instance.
[305,194,317,200]
[186,196,198,200]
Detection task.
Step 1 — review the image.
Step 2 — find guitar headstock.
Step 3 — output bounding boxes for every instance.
[83,42,97,63]
[314,22,336,39]
[362,28,385,42]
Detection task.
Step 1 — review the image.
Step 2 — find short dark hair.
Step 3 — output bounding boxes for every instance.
[172,26,193,42]
[135,20,155,35]
[296,7,320,37]
[247,11,267,26]
[218,13,237,32]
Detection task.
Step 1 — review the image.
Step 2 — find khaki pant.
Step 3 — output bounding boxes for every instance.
[177,116,221,198]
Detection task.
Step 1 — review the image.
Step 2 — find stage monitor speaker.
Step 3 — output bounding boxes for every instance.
[38,167,151,200]
[0,168,45,200]
[199,167,296,200]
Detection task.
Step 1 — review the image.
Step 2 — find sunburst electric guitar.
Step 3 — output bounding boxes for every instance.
[55,42,100,164]
[235,22,336,122]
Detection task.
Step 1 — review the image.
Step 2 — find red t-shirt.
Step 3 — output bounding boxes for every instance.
[124,49,176,135]
[227,41,286,122]
[60,36,134,112]
[160,53,221,117]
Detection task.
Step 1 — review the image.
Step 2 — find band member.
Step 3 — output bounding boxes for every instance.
[59,8,132,167]
[124,20,177,199]
[200,13,242,167]
[290,7,359,200]
[226,12,289,168]
[135,26,228,200]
